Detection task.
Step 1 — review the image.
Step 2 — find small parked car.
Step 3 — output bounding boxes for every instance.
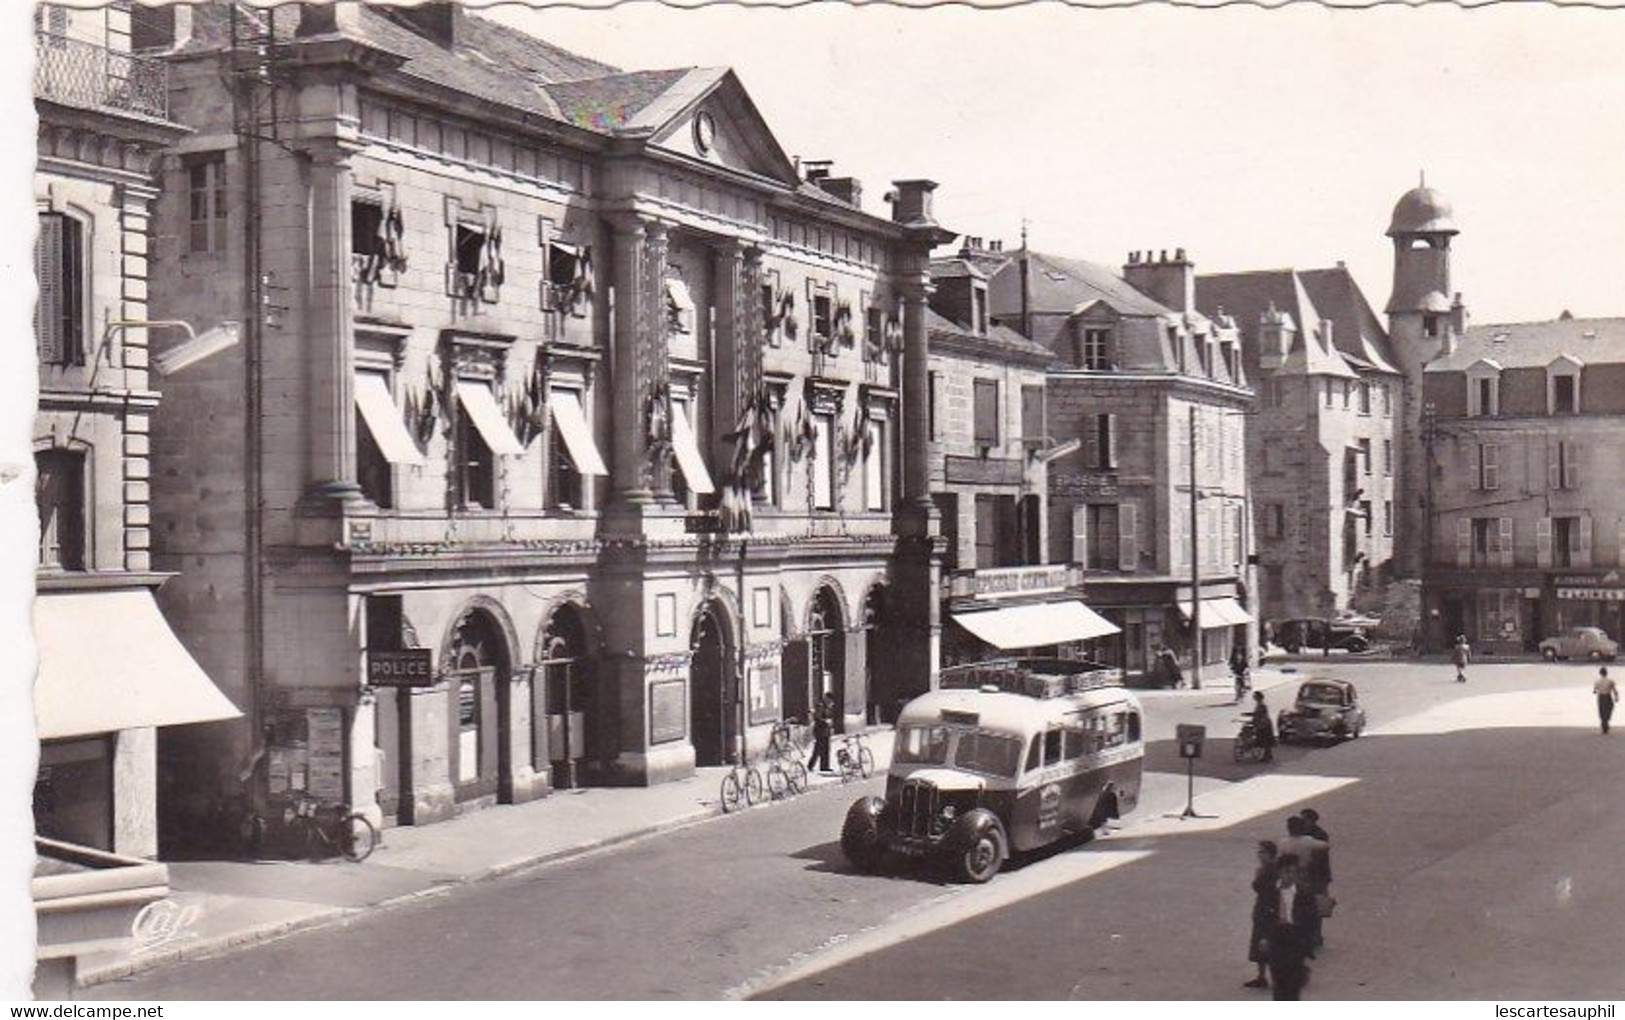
[1276,678,1366,743]
[1539,626,1619,662]
[1274,618,1372,655]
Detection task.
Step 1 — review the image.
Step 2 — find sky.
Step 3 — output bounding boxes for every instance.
[488,1,1625,327]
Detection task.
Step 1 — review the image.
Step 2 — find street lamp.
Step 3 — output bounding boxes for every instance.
[104,319,242,376]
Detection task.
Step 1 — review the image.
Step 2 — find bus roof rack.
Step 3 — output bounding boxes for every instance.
[940,658,1125,699]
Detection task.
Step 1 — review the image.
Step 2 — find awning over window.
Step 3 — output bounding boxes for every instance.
[665,278,696,328]
[455,380,525,456]
[354,373,424,465]
[951,601,1120,650]
[1178,597,1254,629]
[670,403,716,494]
[548,389,608,476]
[34,590,241,740]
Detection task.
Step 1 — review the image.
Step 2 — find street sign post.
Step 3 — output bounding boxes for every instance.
[1171,723,1215,820]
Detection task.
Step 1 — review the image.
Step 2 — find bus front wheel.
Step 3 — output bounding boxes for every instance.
[949,811,1006,884]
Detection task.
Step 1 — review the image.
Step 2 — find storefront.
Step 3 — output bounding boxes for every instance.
[1179,596,1254,669]
[1552,574,1625,644]
[945,566,1120,668]
[32,588,240,857]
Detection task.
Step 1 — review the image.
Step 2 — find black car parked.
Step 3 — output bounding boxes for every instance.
[1274,618,1372,654]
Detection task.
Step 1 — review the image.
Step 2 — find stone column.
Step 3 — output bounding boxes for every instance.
[710,241,761,470]
[891,261,942,703]
[300,138,363,510]
[897,267,937,529]
[643,221,674,500]
[607,214,669,507]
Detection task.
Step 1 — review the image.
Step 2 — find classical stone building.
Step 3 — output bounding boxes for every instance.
[31,1,236,857]
[965,242,1256,685]
[1421,318,1625,655]
[138,2,945,832]
[1197,264,1402,624]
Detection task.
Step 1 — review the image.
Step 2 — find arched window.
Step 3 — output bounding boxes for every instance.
[35,212,85,366]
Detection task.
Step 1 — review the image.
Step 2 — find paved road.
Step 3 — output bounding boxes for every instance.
[89,660,1621,1000]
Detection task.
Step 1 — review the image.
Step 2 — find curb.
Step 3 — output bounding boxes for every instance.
[79,769,880,989]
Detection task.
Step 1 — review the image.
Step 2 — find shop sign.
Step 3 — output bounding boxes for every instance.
[367,649,435,687]
[945,455,1023,486]
[968,565,1072,599]
[1557,588,1625,602]
[1048,471,1118,499]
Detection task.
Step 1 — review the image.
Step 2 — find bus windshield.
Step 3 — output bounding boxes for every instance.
[893,725,951,766]
[954,730,1024,779]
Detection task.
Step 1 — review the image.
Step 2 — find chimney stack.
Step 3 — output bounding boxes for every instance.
[393,2,463,47]
[888,180,940,227]
[818,176,863,208]
[1122,246,1195,312]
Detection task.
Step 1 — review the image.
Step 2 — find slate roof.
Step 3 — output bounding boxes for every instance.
[1015,251,1173,318]
[1197,267,1384,379]
[929,258,987,281]
[1297,267,1400,374]
[544,69,696,132]
[1428,318,1625,373]
[927,309,1055,365]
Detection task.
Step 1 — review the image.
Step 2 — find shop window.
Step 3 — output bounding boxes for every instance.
[186,154,228,254]
[36,448,86,572]
[34,212,85,366]
[34,737,112,851]
[972,379,999,446]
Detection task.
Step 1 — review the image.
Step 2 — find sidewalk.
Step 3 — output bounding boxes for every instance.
[80,731,896,989]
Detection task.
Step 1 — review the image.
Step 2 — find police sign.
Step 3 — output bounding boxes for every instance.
[1175,723,1206,760]
[367,649,434,687]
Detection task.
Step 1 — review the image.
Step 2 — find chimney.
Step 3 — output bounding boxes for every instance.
[888,179,940,227]
[1318,318,1337,356]
[299,1,364,36]
[802,160,834,184]
[394,3,463,48]
[1258,302,1294,371]
[1452,291,1470,337]
[818,176,863,208]
[1122,247,1195,312]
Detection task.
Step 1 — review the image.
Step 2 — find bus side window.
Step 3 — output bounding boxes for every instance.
[1026,735,1043,772]
[1126,711,1142,743]
[1105,713,1126,748]
[1064,727,1086,760]
[1044,728,1063,766]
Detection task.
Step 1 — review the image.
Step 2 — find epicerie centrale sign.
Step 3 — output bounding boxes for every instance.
[367,648,435,687]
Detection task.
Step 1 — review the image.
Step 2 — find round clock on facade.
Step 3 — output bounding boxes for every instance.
[693,111,716,154]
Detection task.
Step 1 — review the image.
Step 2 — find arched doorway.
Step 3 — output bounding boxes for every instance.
[539,604,595,789]
[689,604,736,767]
[444,608,509,804]
[810,586,846,734]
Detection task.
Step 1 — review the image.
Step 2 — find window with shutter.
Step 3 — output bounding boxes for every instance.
[35,448,86,571]
[1499,518,1514,567]
[1578,515,1593,568]
[972,380,999,445]
[1457,518,1472,568]
[34,212,83,366]
[1480,444,1499,491]
[1020,385,1044,443]
[1071,503,1088,567]
[1537,517,1553,568]
[1564,442,1581,490]
[1095,413,1117,470]
[1087,504,1119,570]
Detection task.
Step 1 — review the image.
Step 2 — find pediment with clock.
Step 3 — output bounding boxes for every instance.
[642,69,800,186]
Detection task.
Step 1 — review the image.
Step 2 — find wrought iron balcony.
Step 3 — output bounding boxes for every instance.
[34,32,168,121]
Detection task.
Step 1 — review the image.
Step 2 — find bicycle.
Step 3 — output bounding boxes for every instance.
[766,718,810,794]
[719,759,765,813]
[285,793,378,862]
[835,732,875,782]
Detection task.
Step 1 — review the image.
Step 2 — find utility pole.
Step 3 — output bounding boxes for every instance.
[1189,405,1202,689]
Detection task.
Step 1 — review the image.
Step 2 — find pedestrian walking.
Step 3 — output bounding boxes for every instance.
[1282,815,1330,953]
[1244,841,1280,990]
[1267,855,1312,1000]
[1595,666,1619,735]
[1451,634,1470,683]
[808,691,835,773]
[1251,691,1277,763]
[1230,644,1251,704]
[1157,645,1184,689]
[1300,808,1332,889]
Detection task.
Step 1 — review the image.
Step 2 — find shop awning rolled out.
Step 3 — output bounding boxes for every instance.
[354,373,424,465]
[952,601,1120,650]
[669,404,716,494]
[455,380,525,456]
[1178,597,1254,629]
[34,590,241,740]
[548,390,608,476]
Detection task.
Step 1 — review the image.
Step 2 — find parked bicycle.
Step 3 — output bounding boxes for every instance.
[285,793,378,862]
[834,732,875,782]
[766,718,810,794]
[719,759,765,813]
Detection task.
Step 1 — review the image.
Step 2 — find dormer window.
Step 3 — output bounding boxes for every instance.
[1548,356,1583,415]
[1466,361,1501,417]
[1080,327,1112,371]
[971,285,988,336]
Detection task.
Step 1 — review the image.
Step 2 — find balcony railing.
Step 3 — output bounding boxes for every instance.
[34,32,168,121]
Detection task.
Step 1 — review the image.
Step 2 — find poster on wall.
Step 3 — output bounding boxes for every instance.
[650,680,687,745]
[749,662,782,726]
[306,707,347,803]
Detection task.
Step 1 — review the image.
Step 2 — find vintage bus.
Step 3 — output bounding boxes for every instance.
[840,658,1144,883]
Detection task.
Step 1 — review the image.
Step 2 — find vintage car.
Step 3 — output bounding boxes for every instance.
[840,659,1143,884]
[1276,678,1366,743]
[1539,626,1619,662]
[1274,618,1372,654]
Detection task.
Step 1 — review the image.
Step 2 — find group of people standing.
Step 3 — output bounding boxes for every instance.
[1246,809,1334,1000]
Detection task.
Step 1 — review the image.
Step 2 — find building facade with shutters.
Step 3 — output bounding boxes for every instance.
[138,2,944,835]
[1420,319,1625,656]
[963,241,1257,684]
[31,2,237,858]
[1196,265,1403,625]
